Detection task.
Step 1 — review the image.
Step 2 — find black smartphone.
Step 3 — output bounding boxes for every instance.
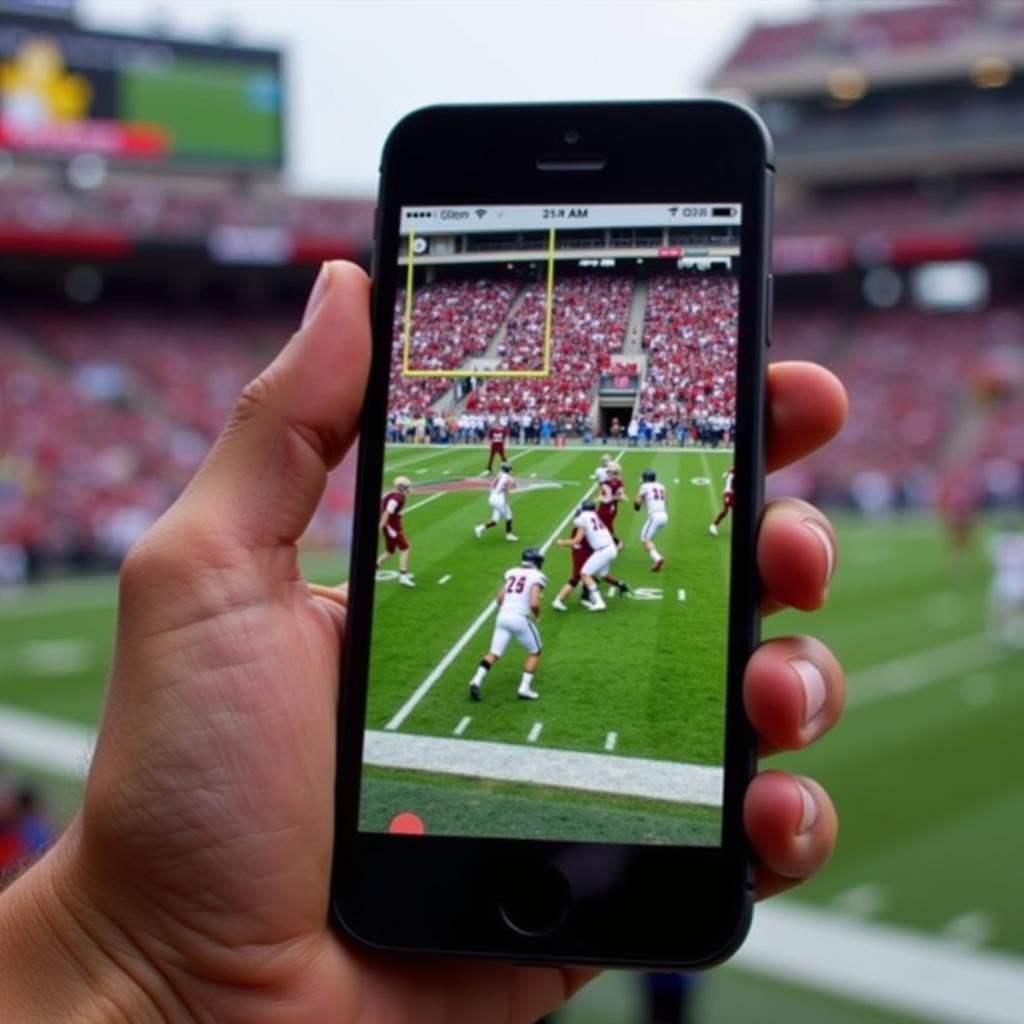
[333,101,773,968]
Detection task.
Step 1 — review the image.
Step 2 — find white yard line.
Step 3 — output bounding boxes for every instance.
[604,731,617,752]
[384,446,456,472]
[846,633,1010,710]
[453,715,471,736]
[384,449,627,730]
[737,900,1024,1024]
[403,492,445,514]
[0,704,94,778]
[527,722,543,743]
[364,730,723,806]
[438,574,452,585]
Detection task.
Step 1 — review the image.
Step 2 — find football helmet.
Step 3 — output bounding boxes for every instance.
[607,461,621,477]
[521,547,545,569]
[500,461,512,473]
[394,475,412,494]
[600,454,611,466]
[642,469,657,482]
[580,499,597,512]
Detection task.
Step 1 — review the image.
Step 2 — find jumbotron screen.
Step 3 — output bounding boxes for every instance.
[0,17,282,166]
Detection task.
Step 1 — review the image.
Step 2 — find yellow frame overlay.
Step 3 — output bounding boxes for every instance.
[400,227,555,378]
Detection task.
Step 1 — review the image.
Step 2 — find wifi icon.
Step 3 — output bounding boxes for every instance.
[475,209,487,219]
[669,206,679,217]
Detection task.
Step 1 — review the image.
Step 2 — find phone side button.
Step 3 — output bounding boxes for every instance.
[764,273,774,348]
[499,865,573,937]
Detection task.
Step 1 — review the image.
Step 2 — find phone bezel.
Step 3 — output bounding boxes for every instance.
[332,101,772,968]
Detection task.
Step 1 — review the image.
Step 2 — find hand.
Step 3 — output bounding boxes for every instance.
[0,263,847,1023]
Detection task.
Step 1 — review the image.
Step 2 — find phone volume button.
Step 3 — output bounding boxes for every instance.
[764,274,774,348]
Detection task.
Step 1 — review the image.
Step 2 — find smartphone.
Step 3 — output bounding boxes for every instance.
[332,101,773,968]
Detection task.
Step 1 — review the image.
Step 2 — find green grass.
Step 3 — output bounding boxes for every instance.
[361,444,734,842]
[2,491,1023,1023]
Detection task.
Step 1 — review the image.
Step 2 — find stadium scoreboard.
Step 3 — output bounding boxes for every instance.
[0,13,283,167]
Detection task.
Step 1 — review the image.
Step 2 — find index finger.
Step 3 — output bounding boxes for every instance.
[766,361,848,474]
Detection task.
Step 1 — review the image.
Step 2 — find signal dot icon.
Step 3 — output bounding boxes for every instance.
[475,209,487,219]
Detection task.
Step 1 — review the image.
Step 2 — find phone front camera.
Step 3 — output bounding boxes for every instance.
[563,129,581,145]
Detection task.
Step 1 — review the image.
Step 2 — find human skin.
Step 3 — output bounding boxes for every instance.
[0,262,847,1024]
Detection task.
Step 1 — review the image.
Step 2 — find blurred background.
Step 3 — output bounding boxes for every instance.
[1,0,1022,1021]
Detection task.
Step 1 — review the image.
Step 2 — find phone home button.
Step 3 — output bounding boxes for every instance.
[499,865,572,937]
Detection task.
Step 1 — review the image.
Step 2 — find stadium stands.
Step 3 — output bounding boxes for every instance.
[468,276,632,421]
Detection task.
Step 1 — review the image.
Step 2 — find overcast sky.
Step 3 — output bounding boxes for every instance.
[73,0,832,197]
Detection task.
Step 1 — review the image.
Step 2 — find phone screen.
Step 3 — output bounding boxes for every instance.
[359,201,742,848]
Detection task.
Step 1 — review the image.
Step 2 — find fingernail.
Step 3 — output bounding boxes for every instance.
[301,262,331,328]
[802,517,836,585]
[796,780,819,835]
[791,657,826,727]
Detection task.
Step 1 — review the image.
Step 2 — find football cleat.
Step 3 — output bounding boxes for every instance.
[522,547,544,569]
[474,524,485,539]
[642,469,657,482]
[506,533,519,542]
[708,523,719,536]
[399,574,416,588]
[617,580,631,595]
[469,681,481,701]
[651,558,665,572]
[552,597,567,611]
[517,688,540,700]
[584,597,606,611]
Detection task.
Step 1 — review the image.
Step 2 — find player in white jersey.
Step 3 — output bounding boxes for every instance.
[709,466,735,536]
[474,461,519,541]
[987,527,1024,648]
[468,548,546,700]
[634,468,668,571]
[554,499,616,610]
[592,453,612,485]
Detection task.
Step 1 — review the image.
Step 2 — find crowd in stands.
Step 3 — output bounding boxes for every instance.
[0,306,357,577]
[0,182,373,248]
[638,272,739,442]
[467,276,633,420]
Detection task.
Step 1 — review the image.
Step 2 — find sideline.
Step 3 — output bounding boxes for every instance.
[364,729,723,806]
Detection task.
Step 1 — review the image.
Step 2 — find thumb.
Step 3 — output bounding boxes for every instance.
[177,260,371,550]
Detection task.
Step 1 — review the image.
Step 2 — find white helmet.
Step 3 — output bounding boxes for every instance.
[394,475,412,494]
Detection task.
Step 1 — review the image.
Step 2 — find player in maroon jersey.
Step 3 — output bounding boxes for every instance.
[376,475,414,587]
[709,466,735,536]
[486,419,509,473]
[597,461,626,549]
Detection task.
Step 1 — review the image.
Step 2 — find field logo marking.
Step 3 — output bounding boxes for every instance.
[384,448,627,730]
[627,587,663,601]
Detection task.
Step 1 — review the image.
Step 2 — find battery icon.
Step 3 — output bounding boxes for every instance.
[712,206,736,217]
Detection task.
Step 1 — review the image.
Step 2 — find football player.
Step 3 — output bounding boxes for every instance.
[551,528,630,611]
[468,547,545,701]
[987,525,1024,648]
[377,475,414,587]
[555,499,617,610]
[474,461,518,541]
[598,460,626,548]
[709,466,735,536]
[591,453,612,485]
[486,419,509,474]
[634,469,668,571]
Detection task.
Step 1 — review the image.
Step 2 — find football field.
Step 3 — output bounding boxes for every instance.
[362,443,734,845]
[2,473,1024,1022]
